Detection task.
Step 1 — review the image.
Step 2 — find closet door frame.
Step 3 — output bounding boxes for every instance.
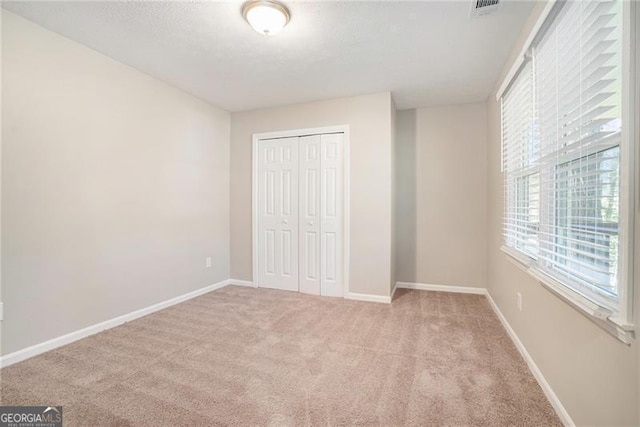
[252,125,350,298]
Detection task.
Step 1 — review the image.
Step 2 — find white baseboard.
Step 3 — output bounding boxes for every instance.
[390,282,398,300]
[228,279,256,288]
[235,280,391,303]
[396,281,487,295]
[345,292,391,304]
[0,279,232,368]
[485,292,574,427]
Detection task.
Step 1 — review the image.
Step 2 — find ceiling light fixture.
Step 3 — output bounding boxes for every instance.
[242,0,290,36]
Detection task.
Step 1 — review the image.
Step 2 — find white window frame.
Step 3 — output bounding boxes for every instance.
[497,0,638,344]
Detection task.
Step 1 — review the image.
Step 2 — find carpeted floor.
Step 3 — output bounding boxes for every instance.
[0,286,561,426]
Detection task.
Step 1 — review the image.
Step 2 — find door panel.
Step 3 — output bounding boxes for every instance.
[298,135,321,295]
[265,170,275,215]
[256,132,343,297]
[265,229,275,274]
[257,137,299,291]
[282,229,293,276]
[320,134,344,297]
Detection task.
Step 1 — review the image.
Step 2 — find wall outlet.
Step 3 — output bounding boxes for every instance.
[0,302,3,321]
[517,292,522,312]
[205,257,212,268]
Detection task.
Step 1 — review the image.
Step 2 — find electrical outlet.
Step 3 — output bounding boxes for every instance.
[205,257,212,268]
[517,292,522,312]
[0,302,3,321]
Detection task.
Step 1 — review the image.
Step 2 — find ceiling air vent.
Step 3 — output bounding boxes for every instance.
[470,0,500,17]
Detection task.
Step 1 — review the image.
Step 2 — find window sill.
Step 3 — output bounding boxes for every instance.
[500,246,636,345]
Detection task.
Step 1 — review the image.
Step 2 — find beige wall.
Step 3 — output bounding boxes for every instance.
[395,104,487,289]
[633,2,640,425]
[390,97,397,294]
[230,92,394,297]
[634,4,640,420]
[1,12,231,355]
[486,2,639,425]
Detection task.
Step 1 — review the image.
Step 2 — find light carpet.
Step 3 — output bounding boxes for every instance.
[0,286,561,426]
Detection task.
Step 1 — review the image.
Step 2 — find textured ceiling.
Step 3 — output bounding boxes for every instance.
[2,1,534,112]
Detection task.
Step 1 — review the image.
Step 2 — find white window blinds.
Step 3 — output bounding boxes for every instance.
[502,61,538,258]
[502,0,623,313]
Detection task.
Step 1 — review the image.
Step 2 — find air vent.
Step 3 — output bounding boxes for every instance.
[470,0,500,17]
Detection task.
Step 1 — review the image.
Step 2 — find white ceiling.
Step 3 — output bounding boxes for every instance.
[2,1,534,112]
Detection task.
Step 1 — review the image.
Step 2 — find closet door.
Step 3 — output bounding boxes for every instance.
[320,133,344,297]
[298,135,321,295]
[256,137,299,291]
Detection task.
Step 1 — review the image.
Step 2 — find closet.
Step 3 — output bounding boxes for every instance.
[254,130,345,297]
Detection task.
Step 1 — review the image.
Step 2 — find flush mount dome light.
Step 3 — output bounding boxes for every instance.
[242,0,290,36]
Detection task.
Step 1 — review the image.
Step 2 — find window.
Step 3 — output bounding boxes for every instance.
[502,62,540,259]
[500,0,636,341]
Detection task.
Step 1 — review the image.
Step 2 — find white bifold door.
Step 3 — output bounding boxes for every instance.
[256,133,344,297]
